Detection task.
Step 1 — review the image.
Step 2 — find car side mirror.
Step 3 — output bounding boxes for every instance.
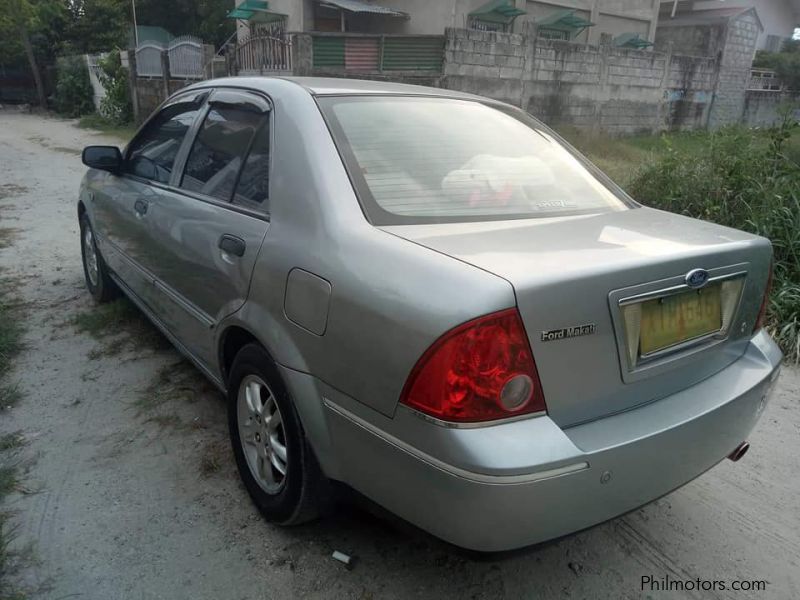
[82,146,123,171]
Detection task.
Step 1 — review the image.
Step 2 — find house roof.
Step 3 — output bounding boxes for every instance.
[658,7,763,31]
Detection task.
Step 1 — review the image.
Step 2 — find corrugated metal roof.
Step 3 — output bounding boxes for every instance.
[318,0,408,17]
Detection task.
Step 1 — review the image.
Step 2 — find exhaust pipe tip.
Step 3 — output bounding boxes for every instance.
[728,441,750,462]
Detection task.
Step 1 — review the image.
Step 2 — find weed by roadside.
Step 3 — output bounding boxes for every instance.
[0,229,20,251]
[199,440,228,478]
[0,385,22,412]
[77,114,136,144]
[0,434,24,453]
[0,281,24,412]
[628,116,800,361]
[0,437,29,599]
[134,360,214,418]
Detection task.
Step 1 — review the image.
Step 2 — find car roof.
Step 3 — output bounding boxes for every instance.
[195,75,485,101]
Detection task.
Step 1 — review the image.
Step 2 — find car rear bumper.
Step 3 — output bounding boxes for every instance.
[320,330,782,552]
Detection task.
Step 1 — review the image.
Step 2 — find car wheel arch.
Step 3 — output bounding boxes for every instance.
[219,325,267,385]
[218,322,340,480]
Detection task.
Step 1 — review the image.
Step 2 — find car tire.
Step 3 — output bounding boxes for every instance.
[228,343,328,525]
[80,213,119,303]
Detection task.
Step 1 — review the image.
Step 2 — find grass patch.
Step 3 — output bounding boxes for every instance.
[0,229,20,251]
[134,360,199,415]
[77,113,136,143]
[0,185,28,201]
[145,414,184,429]
[0,434,24,453]
[0,511,26,600]
[0,449,28,599]
[199,440,227,478]
[0,281,24,411]
[0,386,22,412]
[72,297,170,357]
[622,117,800,361]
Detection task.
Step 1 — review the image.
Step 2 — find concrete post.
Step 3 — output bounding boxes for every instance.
[292,33,313,76]
[658,41,674,132]
[203,44,215,80]
[160,49,170,101]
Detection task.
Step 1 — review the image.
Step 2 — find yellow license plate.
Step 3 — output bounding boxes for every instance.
[640,283,722,356]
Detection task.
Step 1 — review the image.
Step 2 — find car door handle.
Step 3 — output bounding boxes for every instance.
[134,199,149,217]
[219,234,246,258]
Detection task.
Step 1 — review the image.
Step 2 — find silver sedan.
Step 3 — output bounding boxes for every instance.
[77,77,781,552]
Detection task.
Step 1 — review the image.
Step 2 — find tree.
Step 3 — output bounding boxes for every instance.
[0,0,68,107]
[754,38,800,91]
[0,0,44,106]
[65,0,129,53]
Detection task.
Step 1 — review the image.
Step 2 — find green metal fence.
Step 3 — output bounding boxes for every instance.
[311,34,444,72]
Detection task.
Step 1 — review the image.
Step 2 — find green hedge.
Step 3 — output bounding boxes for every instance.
[629,115,800,361]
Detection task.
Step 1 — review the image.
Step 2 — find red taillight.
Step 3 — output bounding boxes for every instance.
[400,308,546,423]
[754,262,773,332]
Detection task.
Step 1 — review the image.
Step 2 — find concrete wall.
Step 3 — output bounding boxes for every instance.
[132,78,196,122]
[743,90,800,126]
[708,10,761,128]
[441,27,717,134]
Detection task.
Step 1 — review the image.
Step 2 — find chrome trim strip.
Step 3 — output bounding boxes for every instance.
[618,271,746,306]
[153,279,216,329]
[399,403,547,429]
[323,398,589,485]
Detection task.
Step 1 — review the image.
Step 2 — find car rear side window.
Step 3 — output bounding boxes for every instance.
[180,103,268,204]
[231,118,270,211]
[125,102,200,184]
[319,96,632,225]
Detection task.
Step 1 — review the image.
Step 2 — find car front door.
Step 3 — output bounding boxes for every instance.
[136,89,272,371]
[91,91,206,306]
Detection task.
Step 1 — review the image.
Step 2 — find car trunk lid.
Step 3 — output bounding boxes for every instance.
[382,207,772,427]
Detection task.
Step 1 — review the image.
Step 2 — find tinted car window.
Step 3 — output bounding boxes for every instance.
[231,119,270,212]
[125,102,200,184]
[180,105,267,202]
[319,96,631,225]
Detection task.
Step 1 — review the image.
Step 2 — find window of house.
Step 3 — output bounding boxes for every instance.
[538,28,570,41]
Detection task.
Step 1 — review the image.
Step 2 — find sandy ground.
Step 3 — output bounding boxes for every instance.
[0,110,799,600]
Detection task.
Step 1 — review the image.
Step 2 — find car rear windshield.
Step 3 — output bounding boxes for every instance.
[318,96,632,225]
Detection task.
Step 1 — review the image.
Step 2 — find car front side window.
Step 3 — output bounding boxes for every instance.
[125,102,201,184]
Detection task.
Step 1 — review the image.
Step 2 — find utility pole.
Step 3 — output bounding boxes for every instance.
[132,0,139,46]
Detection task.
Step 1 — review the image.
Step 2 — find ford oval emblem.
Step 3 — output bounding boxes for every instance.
[685,268,710,289]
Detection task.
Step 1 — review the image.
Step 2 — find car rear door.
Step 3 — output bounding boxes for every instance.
[91,91,206,306]
[137,88,272,370]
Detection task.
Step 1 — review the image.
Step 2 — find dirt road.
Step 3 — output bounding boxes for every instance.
[1,111,799,599]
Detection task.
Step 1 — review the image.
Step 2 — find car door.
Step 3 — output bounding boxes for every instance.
[136,89,272,370]
[91,91,206,306]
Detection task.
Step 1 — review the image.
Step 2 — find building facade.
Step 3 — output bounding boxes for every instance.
[660,0,800,50]
[235,0,663,46]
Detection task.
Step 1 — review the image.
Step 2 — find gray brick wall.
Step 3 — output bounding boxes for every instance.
[708,11,760,129]
[441,28,720,135]
[743,91,800,127]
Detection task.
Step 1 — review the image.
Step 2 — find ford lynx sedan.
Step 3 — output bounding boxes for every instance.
[78,77,781,552]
